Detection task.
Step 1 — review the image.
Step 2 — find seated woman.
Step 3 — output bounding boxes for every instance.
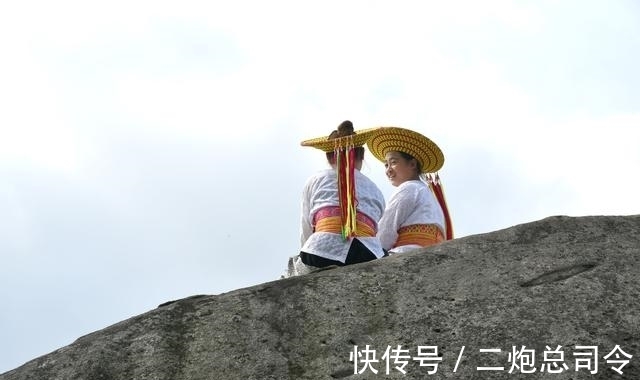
[367,126,453,254]
[286,121,386,277]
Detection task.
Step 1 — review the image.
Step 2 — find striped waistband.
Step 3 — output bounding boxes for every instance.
[313,207,377,237]
[394,224,444,248]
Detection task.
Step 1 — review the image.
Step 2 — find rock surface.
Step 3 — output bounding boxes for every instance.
[1,215,639,379]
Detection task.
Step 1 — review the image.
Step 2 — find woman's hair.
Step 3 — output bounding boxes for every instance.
[325,120,365,162]
[398,151,423,175]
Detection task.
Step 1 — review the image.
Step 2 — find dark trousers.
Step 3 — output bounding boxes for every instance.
[300,238,379,268]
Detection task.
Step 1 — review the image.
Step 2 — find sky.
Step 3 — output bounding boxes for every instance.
[1,0,639,373]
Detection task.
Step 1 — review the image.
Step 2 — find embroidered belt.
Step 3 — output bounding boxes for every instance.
[313,207,377,237]
[394,224,444,248]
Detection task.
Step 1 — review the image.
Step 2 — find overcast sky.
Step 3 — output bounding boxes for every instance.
[1,0,639,373]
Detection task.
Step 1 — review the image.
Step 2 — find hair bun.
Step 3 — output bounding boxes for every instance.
[336,120,354,137]
[328,120,355,140]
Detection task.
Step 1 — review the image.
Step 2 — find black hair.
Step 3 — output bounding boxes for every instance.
[398,151,422,175]
[325,120,365,162]
[326,147,365,162]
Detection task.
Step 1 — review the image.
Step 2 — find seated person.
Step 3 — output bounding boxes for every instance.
[367,126,453,254]
[285,121,386,277]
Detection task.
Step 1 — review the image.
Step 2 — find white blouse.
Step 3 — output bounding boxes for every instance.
[378,180,445,253]
[300,168,386,262]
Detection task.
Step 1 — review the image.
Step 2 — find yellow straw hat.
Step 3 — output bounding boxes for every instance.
[301,126,382,152]
[367,127,445,173]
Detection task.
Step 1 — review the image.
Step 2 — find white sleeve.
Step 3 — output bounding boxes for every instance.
[300,179,314,247]
[377,185,417,250]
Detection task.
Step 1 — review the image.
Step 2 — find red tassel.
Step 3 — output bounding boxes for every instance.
[428,173,454,240]
[336,147,356,240]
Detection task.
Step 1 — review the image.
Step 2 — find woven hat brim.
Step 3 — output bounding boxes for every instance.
[367,127,444,173]
[300,127,382,152]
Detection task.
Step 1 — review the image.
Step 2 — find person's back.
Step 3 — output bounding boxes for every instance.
[300,168,385,262]
[286,121,386,276]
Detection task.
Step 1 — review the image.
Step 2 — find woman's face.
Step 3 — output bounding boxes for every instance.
[384,151,418,187]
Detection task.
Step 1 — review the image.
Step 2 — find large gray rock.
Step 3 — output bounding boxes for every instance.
[1,215,639,379]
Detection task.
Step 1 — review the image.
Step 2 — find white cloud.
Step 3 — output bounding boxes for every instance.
[0,184,32,254]
[511,113,640,215]
[0,53,88,175]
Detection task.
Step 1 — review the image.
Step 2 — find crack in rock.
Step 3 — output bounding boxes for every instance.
[520,263,598,287]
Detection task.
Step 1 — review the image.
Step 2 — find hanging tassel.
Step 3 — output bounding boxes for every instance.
[427,173,454,240]
[336,148,347,238]
[344,146,357,238]
[336,138,358,240]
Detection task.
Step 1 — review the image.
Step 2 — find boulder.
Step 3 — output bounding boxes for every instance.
[1,215,639,379]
